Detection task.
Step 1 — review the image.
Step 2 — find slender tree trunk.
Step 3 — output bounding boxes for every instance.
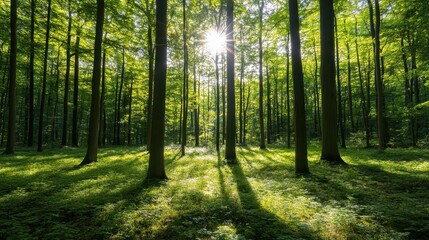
[258,0,266,149]
[243,80,251,146]
[52,49,60,142]
[373,0,387,149]
[28,0,36,147]
[4,0,17,154]
[99,50,106,147]
[113,73,119,144]
[37,0,52,152]
[346,41,355,133]
[335,16,346,148]
[147,0,168,180]
[116,47,125,145]
[285,35,291,148]
[81,0,104,165]
[215,53,220,151]
[355,20,370,148]
[225,0,237,162]
[146,26,154,150]
[71,34,80,147]
[222,56,226,145]
[193,50,199,146]
[319,0,345,164]
[128,78,133,145]
[267,65,272,144]
[62,0,72,146]
[181,0,188,156]
[312,37,322,138]
[289,0,309,173]
[239,29,244,145]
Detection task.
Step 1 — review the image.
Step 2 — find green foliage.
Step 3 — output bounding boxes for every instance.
[1,146,428,239]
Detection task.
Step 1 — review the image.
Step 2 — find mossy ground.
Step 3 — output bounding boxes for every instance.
[0,145,428,239]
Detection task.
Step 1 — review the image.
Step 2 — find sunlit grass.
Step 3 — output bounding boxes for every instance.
[0,145,428,239]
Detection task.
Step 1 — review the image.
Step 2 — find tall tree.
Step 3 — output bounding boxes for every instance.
[193,50,199,146]
[258,0,266,149]
[62,0,72,146]
[285,35,291,148]
[37,0,52,152]
[71,33,80,147]
[181,0,189,156]
[146,0,168,180]
[28,0,36,147]
[80,0,105,165]
[225,0,236,163]
[4,0,17,154]
[319,0,344,164]
[145,0,155,151]
[288,0,309,173]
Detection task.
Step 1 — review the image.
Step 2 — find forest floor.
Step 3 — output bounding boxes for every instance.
[0,145,428,240]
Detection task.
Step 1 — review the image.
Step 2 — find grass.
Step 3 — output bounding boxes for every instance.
[0,145,428,239]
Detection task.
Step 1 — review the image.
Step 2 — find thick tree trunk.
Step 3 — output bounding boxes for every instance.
[71,34,80,147]
[289,0,309,173]
[4,0,17,154]
[37,0,52,152]
[62,0,72,146]
[147,0,168,180]
[319,0,345,164]
[225,0,237,162]
[81,0,104,165]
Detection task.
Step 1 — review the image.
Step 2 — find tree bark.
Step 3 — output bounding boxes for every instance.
[62,0,72,146]
[181,0,188,156]
[289,0,309,173]
[4,0,17,154]
[147,0,168,180]
[81,0,104,165]
[285,35,291,148]
[99,49,106,147]
[258,0,266,149]
[37,0,52,152]
[225,0,237,162]
[71,34,80,147]
[28,0,36,147]
[319,0,345,164]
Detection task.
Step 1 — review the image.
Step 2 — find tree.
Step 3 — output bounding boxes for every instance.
[28,0,35,147]
[71,33,80,147]
[288,0,309,174]
[225,0,236,163]
[181,0,189,156]
[258,0,266,149]
[37,0,52,152]
[62,0,72,146]
[319,0,345,164]
[80,0,105,165]
[4,0,17,154]
[146,0,168,180]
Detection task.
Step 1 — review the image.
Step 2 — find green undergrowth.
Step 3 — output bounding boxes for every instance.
[0,145,428,239]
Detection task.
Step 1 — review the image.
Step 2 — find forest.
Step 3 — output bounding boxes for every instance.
[0,0,428,239]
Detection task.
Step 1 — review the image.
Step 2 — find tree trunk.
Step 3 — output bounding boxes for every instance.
[193,50,199,146]
[28,0,36,147]
[128,78,133,145]
[146,26,154,150]
[319,0,345,164]
[99,49,106,147]
[225,0,237,162]
[285,35,291,148]
[147,0,168,180]
[267,65,272,144]
[346,41,355,132]
[71,34,80,147]
[116,47,125,145]
[215,53,220,151]
[289,0,309,173]
[62,0,72,146]
[181,0,188,156]
[4,0,17,154]
[373,0,387,149]
[52,49,60,142]
[258,0,266,149]
[81,0,104,165]
[37,0,52,152]
[335,16,346,148]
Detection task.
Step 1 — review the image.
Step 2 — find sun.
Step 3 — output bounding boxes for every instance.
[205,29,226,55]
